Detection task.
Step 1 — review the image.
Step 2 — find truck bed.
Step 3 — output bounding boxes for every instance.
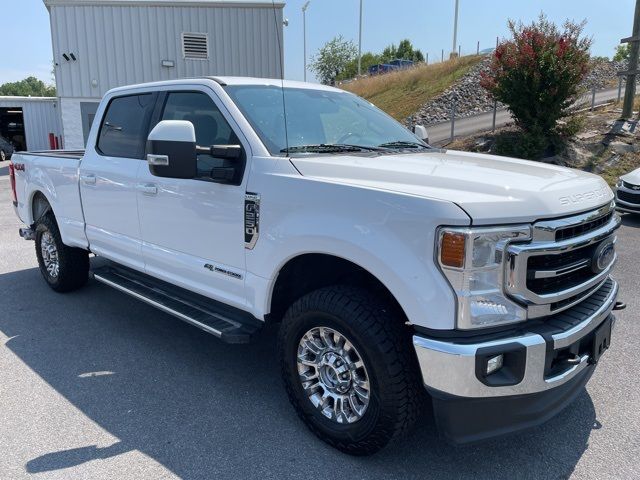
[12,150,88,249]
[17,150,85,160]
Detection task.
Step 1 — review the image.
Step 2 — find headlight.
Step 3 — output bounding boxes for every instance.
[616,178,624,188]
[437,225,531,330]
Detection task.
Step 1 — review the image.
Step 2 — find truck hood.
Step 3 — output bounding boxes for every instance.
[290,150,614,224]
[621,167,640,186]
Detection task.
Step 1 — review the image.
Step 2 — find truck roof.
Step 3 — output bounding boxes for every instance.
[105,77,345,96]
[209,77,343,92]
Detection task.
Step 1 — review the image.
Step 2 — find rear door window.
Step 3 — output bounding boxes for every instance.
[97,93,156,158]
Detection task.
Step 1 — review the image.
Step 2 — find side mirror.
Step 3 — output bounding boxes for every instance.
[147,120,197,179]
[413,125,429,144]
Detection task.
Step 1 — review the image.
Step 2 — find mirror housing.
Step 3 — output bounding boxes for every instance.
[413,125,429,144]
[147,120,197,179]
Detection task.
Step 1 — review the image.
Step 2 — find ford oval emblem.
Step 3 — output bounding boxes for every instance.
[592,241,615,274]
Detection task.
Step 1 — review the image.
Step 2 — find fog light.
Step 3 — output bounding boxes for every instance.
[486,354,504,375]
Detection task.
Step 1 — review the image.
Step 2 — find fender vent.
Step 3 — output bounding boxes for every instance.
[182,33,209,60]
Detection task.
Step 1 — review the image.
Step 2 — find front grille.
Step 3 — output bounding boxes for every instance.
[505,203,619,318]
[622,180,640,190]
[617,189,640,205]
[528,243,596,271]
[527,265,596,295]
[555,212,613,242]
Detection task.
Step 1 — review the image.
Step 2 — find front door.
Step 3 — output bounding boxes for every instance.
[136,89,249,308]
[79,92,156,271]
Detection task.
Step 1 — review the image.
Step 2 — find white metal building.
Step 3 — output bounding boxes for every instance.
[0,97,63,152]
[44,0,285,149]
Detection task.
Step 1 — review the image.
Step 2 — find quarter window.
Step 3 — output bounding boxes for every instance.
[97,94,155,158]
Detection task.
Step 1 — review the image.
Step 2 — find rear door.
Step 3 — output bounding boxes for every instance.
[136,88,249,308]
[79,92,156,270]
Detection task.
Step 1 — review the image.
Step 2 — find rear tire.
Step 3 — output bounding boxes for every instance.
[35,213,89,292]
[278,285,423,455]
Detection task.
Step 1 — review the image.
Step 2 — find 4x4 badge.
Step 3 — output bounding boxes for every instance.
[245,193,260,249]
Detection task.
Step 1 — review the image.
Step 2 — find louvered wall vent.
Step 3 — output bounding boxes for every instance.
[182,33,209,60]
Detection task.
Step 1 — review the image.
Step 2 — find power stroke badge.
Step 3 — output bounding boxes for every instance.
[245,193,260,249]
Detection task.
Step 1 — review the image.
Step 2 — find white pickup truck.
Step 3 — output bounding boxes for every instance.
[10,77,623,455]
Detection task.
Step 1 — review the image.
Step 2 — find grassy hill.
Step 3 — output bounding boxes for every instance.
[341,55,483,121]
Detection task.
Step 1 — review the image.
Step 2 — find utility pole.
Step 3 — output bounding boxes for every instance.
[358,0,363,76]
[452,0,459,57]
[622,0,640,119]
[302,1,310,82]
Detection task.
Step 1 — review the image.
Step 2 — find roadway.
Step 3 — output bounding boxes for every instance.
[429,87,624,144]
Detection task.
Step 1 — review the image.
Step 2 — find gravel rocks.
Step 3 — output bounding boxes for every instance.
[407,57,629,127]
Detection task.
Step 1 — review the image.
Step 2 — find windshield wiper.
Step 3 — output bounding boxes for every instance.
[377,141,429,149]
[281,144,386,154]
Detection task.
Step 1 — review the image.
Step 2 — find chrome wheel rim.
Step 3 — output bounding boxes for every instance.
[40,231,59,278]
[297,326,370,424]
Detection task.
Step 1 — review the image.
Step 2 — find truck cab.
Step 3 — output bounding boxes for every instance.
[9,77,622,454]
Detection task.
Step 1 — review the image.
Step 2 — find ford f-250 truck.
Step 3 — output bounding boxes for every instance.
[9,78,623,455]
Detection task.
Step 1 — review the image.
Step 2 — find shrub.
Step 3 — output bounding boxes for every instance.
[481,15,591,141]
[493,128,552,160]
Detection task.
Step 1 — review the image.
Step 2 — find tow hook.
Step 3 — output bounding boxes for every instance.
[565,354,582,365]
[19,227,35,241]
[613,301,627,311]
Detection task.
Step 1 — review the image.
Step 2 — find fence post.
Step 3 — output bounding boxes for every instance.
[450,99,456,143]
[492,100,497,132]
[618,76,623,102]
[426,52,429,65]
[477,41,480,55]
[591,85,596,111]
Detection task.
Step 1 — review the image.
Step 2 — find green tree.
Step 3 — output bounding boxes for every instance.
[336,52,382,81]
[310,35,358,85]
[613,44,630,62]
[0,76,56,97]
[381,39,424,63]
[480,15,591,155]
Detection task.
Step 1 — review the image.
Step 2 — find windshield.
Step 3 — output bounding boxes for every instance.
[224,85,427,156]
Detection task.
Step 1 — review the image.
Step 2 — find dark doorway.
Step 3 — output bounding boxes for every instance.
[0,107,27,151]
[81,102,100,146]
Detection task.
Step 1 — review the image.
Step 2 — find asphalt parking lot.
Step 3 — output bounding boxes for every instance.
[1,159,639,479]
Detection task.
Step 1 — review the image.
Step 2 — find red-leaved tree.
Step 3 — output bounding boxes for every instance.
[481,15,592,138]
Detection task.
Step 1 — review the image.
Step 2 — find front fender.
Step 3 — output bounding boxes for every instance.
[246,164,470,330]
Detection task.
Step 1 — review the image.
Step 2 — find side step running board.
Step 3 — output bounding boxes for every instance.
[91,264,262,344]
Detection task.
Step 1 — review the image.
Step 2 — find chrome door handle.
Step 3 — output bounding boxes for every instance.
[137,183,158,196]
[80,173,96,185]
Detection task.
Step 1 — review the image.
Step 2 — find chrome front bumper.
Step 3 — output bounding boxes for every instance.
[413,278,618,398]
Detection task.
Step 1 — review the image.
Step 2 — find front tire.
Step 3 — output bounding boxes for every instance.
[278,286,422,455]
[35,213,89,292]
